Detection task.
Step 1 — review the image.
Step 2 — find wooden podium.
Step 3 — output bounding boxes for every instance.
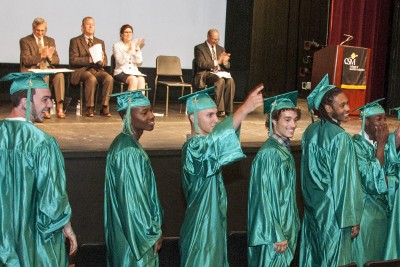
[311,45,371,115]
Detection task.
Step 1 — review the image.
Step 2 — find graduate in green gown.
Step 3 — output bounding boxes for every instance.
[178,85,264,267]
[384,107,400,261]
[350,99,400,266]
[0,72,77,266]
[248,91,301,267]
[300,74,363,267]
[104,90,163,267]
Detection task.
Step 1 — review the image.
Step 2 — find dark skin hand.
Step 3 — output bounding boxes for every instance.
[351,225,360,239]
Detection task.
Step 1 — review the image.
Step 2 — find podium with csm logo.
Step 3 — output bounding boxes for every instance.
[311,45,371,115]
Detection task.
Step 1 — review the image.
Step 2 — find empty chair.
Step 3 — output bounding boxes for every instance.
[153,55,192,116]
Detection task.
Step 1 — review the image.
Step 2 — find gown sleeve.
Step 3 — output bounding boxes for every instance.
[384,132,400,210]
[331,132,363,228]
[184,115,245,179]
[35,138,71,241]
[353,134,387,195]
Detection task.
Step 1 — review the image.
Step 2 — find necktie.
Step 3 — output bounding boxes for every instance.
[38,38,43,52]
[211,46,216,60]
[88,38,93,47]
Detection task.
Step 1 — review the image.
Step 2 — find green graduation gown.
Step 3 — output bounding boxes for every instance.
[384,132,400,260]
[0,119,72,267]
[299,119,363,267]
[247,137,300,267]
[104,133,163,267]
[351,132,398,266]
[179,116,245,267]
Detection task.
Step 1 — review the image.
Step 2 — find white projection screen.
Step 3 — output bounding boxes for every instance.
[0,0,227,69]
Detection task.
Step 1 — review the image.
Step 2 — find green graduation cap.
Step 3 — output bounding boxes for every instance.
[109,89,151,135]
[0,72,51,121]
[178,86,217,134]
[264,91,298,135]
[306,74,336,121]
[354,98,385,139]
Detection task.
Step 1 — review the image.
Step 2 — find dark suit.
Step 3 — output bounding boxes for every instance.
[194,42,235,114]
[20,34,65,103]
[69,34,113,107]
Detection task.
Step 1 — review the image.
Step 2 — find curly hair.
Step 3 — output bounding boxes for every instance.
[317,87,343,124]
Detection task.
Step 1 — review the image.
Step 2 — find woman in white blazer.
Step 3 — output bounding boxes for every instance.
[112,24,146,90]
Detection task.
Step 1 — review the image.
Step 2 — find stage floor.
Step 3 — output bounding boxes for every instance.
[1,99,399,151]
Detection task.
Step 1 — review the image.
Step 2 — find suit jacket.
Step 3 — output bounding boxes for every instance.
[194,42,231,89]
[19,34,60,72]
[69,34,108,85]
[112,40,142,76]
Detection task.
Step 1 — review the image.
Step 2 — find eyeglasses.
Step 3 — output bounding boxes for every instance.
[123,31,133,34]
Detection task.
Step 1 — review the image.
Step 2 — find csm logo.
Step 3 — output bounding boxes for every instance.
[344,52,358,65]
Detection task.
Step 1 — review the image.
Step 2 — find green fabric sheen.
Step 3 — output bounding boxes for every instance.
[351,133,393,266]
[299,120,363,267]
[179,116,245,267]
[247,137,300,267]
[104,133,163,267]
[384,132,400,260]
[0,119,71,266]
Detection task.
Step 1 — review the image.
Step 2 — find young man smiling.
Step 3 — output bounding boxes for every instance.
[299,74,363,266]
[247,91,301,267]
[0,72,77,266]
[178,85,264,267]
[104,90,163,267]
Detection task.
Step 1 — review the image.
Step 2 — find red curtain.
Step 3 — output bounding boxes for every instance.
[328,0,391,101]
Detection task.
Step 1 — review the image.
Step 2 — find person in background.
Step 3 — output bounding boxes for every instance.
[193,28,235,117]
[113,24,146,91]
[20,17,66,119]
[69,16,113,117]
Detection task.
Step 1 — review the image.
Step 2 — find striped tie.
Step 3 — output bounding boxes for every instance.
[212,46,216,60]
[88,38,93,47]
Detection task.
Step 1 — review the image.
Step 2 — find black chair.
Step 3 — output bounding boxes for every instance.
[75,243,107,267]
[67,73,99,116]
[363,258,400,267]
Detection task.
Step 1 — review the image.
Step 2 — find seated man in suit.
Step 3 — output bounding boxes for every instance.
[69,16,113,117]
[193,28,235,117]
[20,17,66,119]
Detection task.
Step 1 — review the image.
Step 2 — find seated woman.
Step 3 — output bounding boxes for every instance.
[113,24,146,91]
